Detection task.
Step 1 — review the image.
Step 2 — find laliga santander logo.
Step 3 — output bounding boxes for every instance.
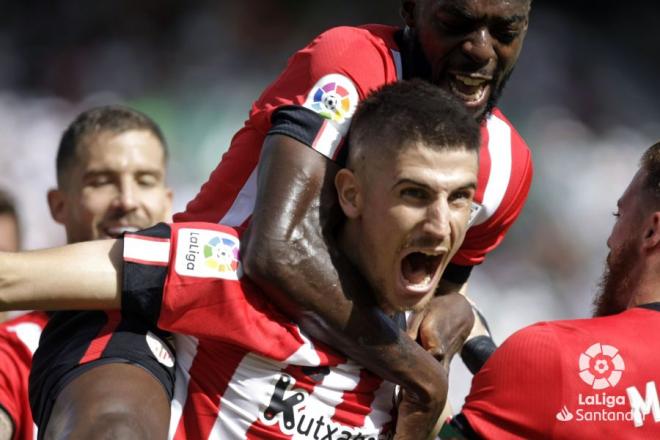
[204,236,240,274]
[578,343,625,390]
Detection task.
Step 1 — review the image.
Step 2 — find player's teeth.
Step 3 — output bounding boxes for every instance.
[109,226,139,234]
[450,82,486,102]
[412,274,433,287]
[455,75,485,86]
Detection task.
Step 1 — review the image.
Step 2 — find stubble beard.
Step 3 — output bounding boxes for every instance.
[593,240,639,317]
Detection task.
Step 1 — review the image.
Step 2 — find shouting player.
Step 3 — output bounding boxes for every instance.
[2,81,478,438]
[0,106,173,440]
[23,0,533,437]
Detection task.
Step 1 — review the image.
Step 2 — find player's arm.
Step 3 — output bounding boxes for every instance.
[0,240,122,311]
[427,278,496,374]
[241,134,447,439]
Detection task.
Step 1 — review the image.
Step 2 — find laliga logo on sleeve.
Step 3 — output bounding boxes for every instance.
[304,74,358,124]
[175,228,242,280]
[579,343,625,390]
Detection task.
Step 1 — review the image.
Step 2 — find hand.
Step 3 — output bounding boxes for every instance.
[408,293,475,370]
[395,371,448,440]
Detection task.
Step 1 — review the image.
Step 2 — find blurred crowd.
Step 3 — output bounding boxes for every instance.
[0,0,658,408]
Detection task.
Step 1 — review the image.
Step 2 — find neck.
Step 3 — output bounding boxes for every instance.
[629,259,660,308]
[337,221,362,271]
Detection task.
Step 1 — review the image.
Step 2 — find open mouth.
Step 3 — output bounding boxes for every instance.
[448,74,490,108]
[104,225,141,238]
[399,250,444,293]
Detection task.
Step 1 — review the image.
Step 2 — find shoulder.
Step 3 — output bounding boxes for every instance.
[309,25,396,51]
[296,25,398,92]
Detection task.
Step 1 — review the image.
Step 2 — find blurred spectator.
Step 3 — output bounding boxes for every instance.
[0,189,20,323]
[0,189,20,252]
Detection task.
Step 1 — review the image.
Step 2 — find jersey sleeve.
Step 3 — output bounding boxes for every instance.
[122,222,299,353]
[460,323,562,438]
[259,26,396,161]
[450,111,533,267]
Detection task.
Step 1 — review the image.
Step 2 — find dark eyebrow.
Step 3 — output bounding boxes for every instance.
[453,182,478,192]
[393,178,432,191]
[439,3,477,20]
[492,15,528,26]
[392,178,477,192]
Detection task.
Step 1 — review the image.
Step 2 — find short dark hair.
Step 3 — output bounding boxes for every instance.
[641,141,660,208]
[347,79,480,169]
[56,105,168,187]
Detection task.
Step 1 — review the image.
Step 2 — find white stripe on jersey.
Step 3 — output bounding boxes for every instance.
[212,353,283,438]
[169,334,199,440]
[219,167,258,227]
[390,49,403,81]
[309,361,362,418]
[7,322,42,355]
[283,329,321,366]
[364,380,397,431]
[472,113,513,226]
[124,235,171,264]
[311,119,343,160]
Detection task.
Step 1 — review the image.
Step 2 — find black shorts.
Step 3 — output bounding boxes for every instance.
[28,310,175,437]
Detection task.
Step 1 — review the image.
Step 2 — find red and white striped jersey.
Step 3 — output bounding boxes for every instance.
[175,24,533,267]
[0,311,48,440]
[122,223,397,439]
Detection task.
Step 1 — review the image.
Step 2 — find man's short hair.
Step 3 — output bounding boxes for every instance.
[641,141,660,208]
[56,105,168,187]
[347,79,481,168]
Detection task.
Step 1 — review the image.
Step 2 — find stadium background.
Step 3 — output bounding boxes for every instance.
[1,0,658,409]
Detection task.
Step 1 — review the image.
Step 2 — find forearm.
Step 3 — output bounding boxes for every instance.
[0,239,122,311]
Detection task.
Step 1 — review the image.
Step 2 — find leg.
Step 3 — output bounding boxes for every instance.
[29,311,176,440]
[43,364,170,440]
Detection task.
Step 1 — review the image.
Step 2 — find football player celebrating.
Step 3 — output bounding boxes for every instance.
[2,81,478,439]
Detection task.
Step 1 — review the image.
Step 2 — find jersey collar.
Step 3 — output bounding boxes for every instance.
[637,302,660,312]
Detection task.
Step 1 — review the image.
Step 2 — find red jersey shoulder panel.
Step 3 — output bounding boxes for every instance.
[451,108,533,266]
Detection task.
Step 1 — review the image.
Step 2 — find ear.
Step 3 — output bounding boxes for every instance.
[642,211,660,250]
[163,187,174,220]
[401,0,417,28]
[47,188,67,225]
[334,169,362,219]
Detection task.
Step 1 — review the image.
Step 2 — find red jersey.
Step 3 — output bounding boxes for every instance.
[0,312,48,440]
[122,223,397,440]
[460,305,660,438]
[175,24,533,267]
